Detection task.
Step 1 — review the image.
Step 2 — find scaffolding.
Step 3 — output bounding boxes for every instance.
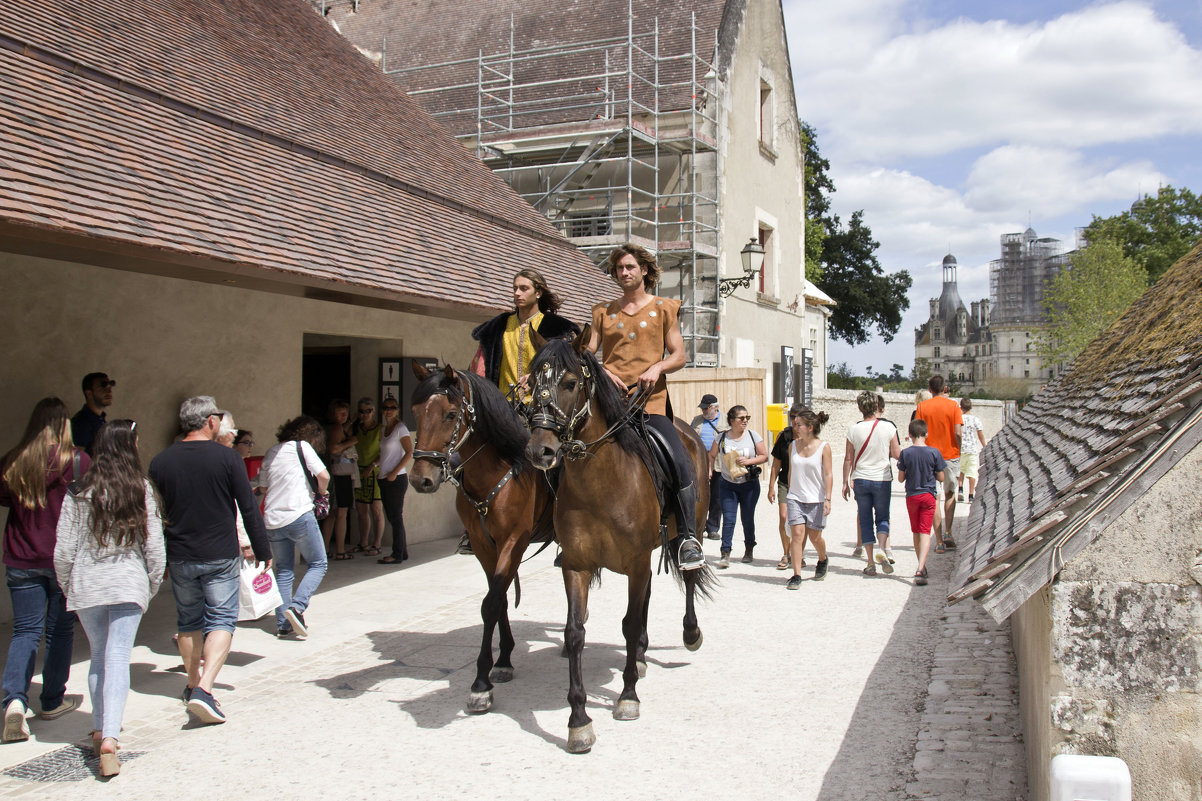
[988,228,1069,325]
[383,8,722,365]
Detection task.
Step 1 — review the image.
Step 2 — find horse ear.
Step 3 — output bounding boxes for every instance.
[573,323,592,354]
[443,364,457,381]
[530,328,548,352]
[412,361,430,381]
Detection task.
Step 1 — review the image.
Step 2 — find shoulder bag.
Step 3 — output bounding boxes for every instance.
[296,442,329,520]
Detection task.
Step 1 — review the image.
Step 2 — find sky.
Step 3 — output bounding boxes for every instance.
[780,0,1202,376]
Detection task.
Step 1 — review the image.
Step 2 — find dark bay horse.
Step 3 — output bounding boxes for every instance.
[409,363,554,713]
[525,328,715,753]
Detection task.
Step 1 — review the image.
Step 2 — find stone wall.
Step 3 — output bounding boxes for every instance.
[809,388,1010,447]
[1012,439,1202,800]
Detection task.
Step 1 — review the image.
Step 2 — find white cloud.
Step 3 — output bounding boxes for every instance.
[963,145,1170,215]
[790,1,1202,161]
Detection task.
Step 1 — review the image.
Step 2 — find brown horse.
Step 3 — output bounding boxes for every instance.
[525,328,715,753]
[409,363,553,713]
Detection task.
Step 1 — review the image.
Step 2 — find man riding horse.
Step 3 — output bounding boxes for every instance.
[586,243,705,571]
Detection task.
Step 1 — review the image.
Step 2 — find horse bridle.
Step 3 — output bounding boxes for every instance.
[528,356,652,461]
[411,370,479,487]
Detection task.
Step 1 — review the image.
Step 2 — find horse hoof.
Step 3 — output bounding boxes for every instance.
[684,629,703,651]
[490,667,514,684]
[636,660,647,678]
[613,700,640,721]
[567,723,596,753]
[466,691,493,714]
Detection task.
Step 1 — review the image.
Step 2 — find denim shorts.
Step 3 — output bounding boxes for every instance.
[169,558,240,634]
[785,498,826,530]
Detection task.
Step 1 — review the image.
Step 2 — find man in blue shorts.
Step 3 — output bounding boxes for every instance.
[149,396,271,724]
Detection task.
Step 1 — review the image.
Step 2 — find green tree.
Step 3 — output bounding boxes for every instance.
[820,210,913,344]
[801,122,911,344]
[1083,185,1202,282]
[800,121,832,282]
[1036,239,1148,366]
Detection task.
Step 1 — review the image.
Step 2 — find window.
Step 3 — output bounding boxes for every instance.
[809,327,818,352]
[759,79,773,149]
[1024,370,1030,378]
[934,347,941,357]
[758,225,772,295]
[934,328,941,340]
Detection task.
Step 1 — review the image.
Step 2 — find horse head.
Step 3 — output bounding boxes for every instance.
[525,325,594,470]
[409,361,472,493]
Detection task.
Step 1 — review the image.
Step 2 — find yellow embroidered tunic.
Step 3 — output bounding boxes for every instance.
[498,310,543,399]
[592,296,680,416]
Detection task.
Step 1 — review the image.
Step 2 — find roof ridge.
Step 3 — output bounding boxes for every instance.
[0,29,576,254]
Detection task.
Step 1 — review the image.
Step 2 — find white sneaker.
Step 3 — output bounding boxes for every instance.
[3,699,29,742]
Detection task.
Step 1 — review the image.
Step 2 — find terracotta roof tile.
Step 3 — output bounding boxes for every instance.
[0,0,610,321]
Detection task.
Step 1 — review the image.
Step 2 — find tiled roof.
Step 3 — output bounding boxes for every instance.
[949,242,1202,621]
[324,0,734,137]
[0,0,608,321]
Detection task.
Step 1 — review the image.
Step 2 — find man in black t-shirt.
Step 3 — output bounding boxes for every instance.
[149,396,270,726]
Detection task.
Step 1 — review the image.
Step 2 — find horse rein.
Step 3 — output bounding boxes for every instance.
[412,371,483,488]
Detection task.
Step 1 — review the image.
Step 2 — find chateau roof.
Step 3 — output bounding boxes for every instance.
[0,0,607,321]
[949,242,1202,621]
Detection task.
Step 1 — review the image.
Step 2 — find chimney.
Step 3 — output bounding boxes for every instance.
[930,298,939,319]
[981,299,991,326]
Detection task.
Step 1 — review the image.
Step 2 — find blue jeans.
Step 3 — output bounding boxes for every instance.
[76,603,143,740]
[853,479,892,545]
[169,559,240,634]
[268,513,328,630]
[2,567,75,711]
[719,477,759,552]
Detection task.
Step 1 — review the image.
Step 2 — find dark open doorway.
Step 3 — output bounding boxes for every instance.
[302,347,351,422]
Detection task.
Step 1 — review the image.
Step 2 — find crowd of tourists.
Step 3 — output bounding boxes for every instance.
[0,244,986,778]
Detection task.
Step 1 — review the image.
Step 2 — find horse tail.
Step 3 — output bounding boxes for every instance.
[686,562,718,601]
[513,573,521,608]
[659,526,718,600]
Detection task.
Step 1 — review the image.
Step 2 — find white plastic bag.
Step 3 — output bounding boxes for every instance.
[238,560,282,621]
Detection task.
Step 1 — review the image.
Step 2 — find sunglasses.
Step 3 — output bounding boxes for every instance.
[382,406,399,412]
[98,380,116,389]
[734,415,751,421]
[358,408,373,414]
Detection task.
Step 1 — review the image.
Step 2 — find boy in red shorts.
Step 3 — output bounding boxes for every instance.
[895,419,946,586]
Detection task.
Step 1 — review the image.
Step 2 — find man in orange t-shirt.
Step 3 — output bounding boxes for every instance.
[915,375,962,549]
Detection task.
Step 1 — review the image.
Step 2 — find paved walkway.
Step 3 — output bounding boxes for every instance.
[0,484,1026,799]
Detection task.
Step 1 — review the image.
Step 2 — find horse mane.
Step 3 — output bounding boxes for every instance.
[412,368,531,471]
[531,340,662,487]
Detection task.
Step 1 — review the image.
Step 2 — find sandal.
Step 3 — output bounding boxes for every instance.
[776,555,790,570]
[915,568,929,586]
[99,737,120,777]
[364,546,381,556]
[351,545,366,553]
[377,556,403,565]
[942,537,957,550]
[334,552,353,560]
[934,540,946,554]
[862,564,877,577]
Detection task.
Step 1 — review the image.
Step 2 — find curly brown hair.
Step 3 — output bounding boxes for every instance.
[605,243,661,290]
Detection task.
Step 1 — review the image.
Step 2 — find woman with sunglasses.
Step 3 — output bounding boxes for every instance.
[353,398,386,556]
[54,420,164,775]
[707,405,768,568]
[375,399,413,565]
[1,397,89,743]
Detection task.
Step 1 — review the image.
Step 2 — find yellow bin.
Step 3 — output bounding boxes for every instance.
[766,403,787,437]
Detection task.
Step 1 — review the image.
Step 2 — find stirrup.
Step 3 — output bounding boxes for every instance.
[675,535,704,571]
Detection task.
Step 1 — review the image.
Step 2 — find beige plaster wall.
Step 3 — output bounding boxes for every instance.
[715,0,818,381]
[0,254,479,590]
[1016,441,1202,801]
[810,389,1009,448]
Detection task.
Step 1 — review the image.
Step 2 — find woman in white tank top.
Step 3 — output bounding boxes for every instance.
[783,406,832,588]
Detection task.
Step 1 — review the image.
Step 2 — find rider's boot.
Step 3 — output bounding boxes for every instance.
[670,483,704,571]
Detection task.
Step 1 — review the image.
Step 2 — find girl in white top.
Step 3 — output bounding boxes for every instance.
[54,420,165,775]
[784,407,832,587]
[376,398,414,565]
[707,405,769,567]
[841,391,901,575]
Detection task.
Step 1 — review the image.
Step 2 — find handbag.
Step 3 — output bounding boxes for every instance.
[296,442,329,520]
[237,559,282,621]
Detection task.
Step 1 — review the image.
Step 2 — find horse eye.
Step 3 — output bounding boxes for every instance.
[563,380,577,392]
[445,412,456,422]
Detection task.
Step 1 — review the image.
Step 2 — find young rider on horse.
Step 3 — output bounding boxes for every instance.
[588,243,705,571]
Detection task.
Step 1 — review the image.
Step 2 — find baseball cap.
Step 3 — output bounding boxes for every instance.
[699,394,718,408]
